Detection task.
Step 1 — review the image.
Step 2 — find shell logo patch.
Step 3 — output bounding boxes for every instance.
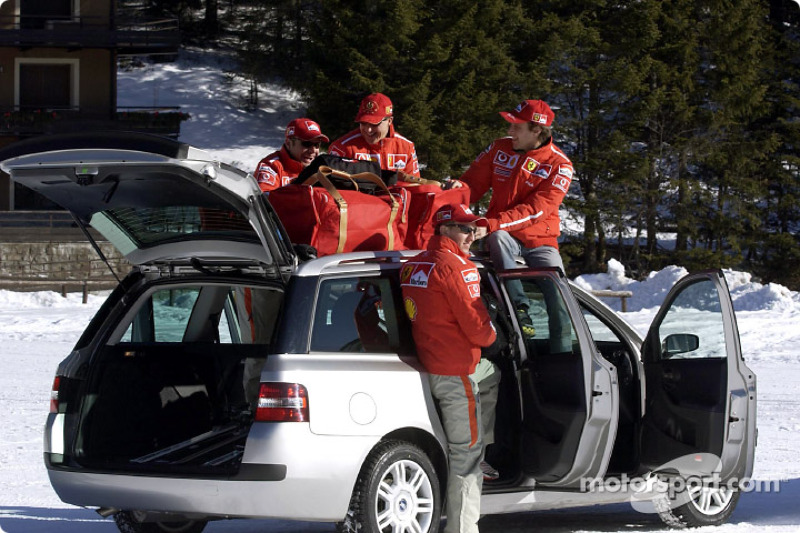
[404,297,418,321]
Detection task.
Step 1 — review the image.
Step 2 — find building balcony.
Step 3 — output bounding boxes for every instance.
[0,14,180,55]
[0,107,189,138]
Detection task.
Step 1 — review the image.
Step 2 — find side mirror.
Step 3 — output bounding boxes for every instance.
[662,333,700,358]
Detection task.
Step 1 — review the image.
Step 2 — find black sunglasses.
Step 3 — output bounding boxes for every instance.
[292,138,321,149]
[445,223,478,235]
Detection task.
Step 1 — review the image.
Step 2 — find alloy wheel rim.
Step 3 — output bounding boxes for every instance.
[687,484,734,516]
[375,459,435,532]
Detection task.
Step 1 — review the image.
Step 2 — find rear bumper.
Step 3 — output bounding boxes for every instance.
[47,423,378,522]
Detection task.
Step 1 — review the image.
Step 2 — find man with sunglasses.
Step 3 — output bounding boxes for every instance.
[401,203,497,533]
[253,118,329,192]
[329,92,421,179]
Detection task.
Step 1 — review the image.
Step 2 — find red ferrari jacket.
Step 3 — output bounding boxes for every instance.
[253,145,304,192]
[328,125,421,177]
[459,137,574,249]
[401,235,496,376]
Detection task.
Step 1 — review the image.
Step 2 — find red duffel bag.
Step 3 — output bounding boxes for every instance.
[391,178,471,250]
[268,166,408,256]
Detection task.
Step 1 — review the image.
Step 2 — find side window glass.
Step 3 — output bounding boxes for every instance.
[581,307,622,343]
[310,276,399,353]
[120,288,200,342]
[119,285,280,345]
[657,278,725,359]
[506,276,578,356]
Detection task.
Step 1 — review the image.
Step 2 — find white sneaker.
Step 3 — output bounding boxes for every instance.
[481,460,499,481]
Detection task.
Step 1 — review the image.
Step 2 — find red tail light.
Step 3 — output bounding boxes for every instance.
[50,376,61,413]
[255,383,309,422]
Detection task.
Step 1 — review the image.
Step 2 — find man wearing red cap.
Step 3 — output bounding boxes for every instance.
[329,93,421,178]
[253,118,329,192]
[401,203,497,533]
[459,99,573,351]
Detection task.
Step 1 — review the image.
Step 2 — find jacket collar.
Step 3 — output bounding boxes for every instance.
[428,234,470,260]
[279,145,305,175]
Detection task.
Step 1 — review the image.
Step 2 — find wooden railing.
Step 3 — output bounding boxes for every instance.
[590,290,634,312]
[0,14,179,53]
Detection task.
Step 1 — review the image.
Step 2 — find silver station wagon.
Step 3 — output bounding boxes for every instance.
[0,133,756,533]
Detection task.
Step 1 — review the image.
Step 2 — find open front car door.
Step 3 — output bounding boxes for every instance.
[640,270,757,526]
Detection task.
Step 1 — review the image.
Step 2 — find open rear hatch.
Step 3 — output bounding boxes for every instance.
[0,131,296,275]
[0,133,292,475]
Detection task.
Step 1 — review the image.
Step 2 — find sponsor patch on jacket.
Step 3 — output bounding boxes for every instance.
[461,268,479,283]
[534,166,551,180]
[256,164,278,186]
[404,297,418,321]
[355,153,381,166]
[467,283,481,299]
[387,154,408,170]
[552,167,572,193]
[493,151,520,170]
[400,262,435,288]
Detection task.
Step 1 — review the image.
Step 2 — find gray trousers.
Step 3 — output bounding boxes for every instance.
[429,373,484,533]
[486,230,571,353]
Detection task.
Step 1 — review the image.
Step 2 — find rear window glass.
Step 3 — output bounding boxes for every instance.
[90,206,256,253]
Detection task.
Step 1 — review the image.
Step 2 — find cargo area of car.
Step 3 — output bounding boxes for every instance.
[74,341,266,475]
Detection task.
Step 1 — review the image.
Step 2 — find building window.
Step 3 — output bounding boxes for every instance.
[19,0,74,29]
[14,58,79,111]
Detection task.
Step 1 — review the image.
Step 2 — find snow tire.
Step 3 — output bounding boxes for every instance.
[654,481,740,528]
[339,440,441,533]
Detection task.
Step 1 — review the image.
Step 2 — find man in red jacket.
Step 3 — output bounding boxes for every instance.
[459,100,573,349]
[401,203,496,533]
[253,118,329,192]
[329,92,421,178]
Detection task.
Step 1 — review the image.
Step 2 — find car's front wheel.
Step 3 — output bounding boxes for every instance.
[113,510,207,533]
[654,481,741,528]
[340,440,441,533]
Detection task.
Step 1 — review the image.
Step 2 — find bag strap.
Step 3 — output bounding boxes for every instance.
[302,166,402,252]
[301,167,360,192]
[321,166,401,250]
[398,172,443,187]
[303,170,349,253]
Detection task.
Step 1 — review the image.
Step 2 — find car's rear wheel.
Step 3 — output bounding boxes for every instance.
[340,440,441,533]
[113,510,207,533]
[654,481,740,528]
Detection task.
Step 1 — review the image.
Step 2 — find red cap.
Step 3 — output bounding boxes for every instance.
[499,100,554,127]
[285,118,329,143]
[355,93,394,124]
[433,204,488,227]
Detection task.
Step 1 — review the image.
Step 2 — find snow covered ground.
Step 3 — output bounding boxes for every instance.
[0,49,799,532]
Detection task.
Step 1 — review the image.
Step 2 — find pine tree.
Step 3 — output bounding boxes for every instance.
[518,0,661,273]
[752,0,800,286]
[689,0,773,269]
